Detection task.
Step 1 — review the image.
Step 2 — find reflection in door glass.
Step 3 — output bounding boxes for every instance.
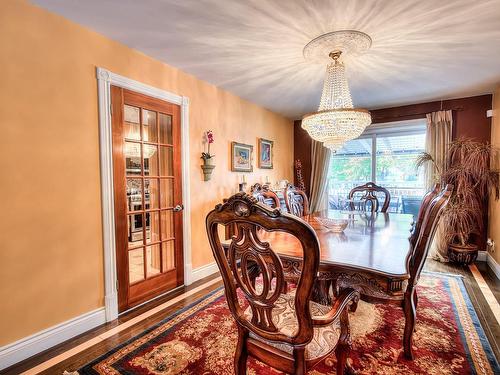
[162,241,175,271]
[159,113,172,144]
[146,244,161,277]
[129,248,144,283]
[125,142,142,175]
[146,211,160,244]
[160,179,174,208]
[124,105,141,140]
[160,146,173,176]
[142,110,157,143]
[161,210,174,239]
[143,144,158,176]
[126,179,143,212]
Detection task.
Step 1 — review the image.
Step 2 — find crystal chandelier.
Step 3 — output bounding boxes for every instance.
[301,31,372,152]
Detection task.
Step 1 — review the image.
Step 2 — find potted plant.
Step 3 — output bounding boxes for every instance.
[201,130,215,181]
[416,139,500,264]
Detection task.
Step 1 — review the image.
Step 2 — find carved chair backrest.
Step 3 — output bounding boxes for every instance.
[206,193,320,345]
[250,183,280,209]
[409,185,452,285]
[348,182,391,213]
[409,183,441,248]
[284,184,309,217]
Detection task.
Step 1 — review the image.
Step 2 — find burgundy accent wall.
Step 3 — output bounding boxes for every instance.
[371,94,492,141]
[294,119,312,196]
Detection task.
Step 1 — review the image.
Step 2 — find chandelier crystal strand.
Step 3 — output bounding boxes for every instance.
[302,49,371,152]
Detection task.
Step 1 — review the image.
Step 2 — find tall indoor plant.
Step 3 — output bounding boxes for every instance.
[416,139,500,264]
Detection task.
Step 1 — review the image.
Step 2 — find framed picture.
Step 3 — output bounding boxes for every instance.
[258,138,273,169]
[231,142,253,172]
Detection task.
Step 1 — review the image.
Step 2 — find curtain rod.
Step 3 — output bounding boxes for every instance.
[372,106,464,120]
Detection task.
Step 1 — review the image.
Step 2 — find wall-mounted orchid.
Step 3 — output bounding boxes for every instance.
[202,130,214,160]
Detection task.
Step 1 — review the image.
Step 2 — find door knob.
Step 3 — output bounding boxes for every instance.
[173,204,184,212]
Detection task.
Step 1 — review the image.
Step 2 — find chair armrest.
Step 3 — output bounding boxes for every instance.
[311,288,360,326]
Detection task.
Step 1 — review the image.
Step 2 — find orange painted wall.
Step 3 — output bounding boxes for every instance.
[0,0,293,345]
[488,84,500,264]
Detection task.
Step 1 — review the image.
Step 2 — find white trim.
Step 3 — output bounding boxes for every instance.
[363,118,427,136]
[476,251,487,262]
[190,262,219,283]
[487,253,500,280]
[96,67,192,322]
[0,308,105,370]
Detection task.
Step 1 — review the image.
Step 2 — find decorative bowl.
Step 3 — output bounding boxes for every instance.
[314,217,348,233]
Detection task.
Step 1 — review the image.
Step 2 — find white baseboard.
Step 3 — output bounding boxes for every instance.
[0,307,106,370]
[190,262,218,283]
[477,251,487,262]
[486,253,500,280]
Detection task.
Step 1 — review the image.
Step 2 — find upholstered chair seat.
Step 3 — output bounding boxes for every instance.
[245,292,340,360]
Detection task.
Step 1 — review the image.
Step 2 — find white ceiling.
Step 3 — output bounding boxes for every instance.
[33,0,500,119]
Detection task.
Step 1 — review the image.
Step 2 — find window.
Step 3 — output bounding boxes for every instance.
[327,121,426,214]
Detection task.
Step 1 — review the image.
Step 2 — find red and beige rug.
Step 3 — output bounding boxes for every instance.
[78,273,499,374]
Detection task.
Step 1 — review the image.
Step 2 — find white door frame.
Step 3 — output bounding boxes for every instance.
[96,67,192,321]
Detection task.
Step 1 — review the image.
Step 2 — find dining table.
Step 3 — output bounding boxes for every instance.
[255,209,415,306]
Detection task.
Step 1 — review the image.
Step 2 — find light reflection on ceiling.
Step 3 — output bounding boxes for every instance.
[33,0,500,119]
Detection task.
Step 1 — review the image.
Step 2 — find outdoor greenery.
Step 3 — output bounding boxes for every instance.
[329,152,424,188]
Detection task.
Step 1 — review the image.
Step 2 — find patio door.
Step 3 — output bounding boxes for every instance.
[111,86,184,312]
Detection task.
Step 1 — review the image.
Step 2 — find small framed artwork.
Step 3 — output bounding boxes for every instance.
[231,142,253,172]
[258,138,273,169]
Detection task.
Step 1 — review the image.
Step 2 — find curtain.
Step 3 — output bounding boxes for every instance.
[309,140,331,213]
[425,111,453,189]
[425,110,453,261]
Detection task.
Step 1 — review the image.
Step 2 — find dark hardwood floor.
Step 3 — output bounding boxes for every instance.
[2,260,498,375]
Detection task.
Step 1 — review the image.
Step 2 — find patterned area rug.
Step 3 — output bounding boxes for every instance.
[78,273,499,374]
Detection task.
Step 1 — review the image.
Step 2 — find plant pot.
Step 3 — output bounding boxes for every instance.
[448,243,478,265]
[201,160,215,181]
[204,157,215,166]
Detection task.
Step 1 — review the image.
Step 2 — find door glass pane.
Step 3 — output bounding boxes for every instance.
[129,248,144,283]
[143,144,158,176]
[146,244,161,277]
[160,146,173,176]
[376,133,426,214]
[160,210,174,239]
[327,138,373,210]
[145,179,159,209]
[145,211,160,244]
[125,142,142,175]
[126,179,143,212]
[128,213,144,246]
[159,113,172,144]
[124,105,141,140]
[161,241,175,271]
[143,110,158,143]
[160,179,174,208]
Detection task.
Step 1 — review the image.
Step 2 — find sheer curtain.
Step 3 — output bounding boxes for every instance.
[425,110,453,261]
[309,140,331,213]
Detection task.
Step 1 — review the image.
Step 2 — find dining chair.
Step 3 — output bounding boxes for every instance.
[284,184,309,216]
[348,182,391,212]
[336,184,451,360]
[206,193,360,375]
[250,183,280,209]
[403,184,451,359]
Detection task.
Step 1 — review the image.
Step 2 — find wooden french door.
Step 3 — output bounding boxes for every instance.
[111,86,183,312]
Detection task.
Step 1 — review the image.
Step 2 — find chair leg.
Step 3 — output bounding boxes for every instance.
[292,347,306,375]
[403,286,416,360]
[234,325,248,375]
[336,342,349,375]
[412,290,418,332]
[336,309,355,375]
